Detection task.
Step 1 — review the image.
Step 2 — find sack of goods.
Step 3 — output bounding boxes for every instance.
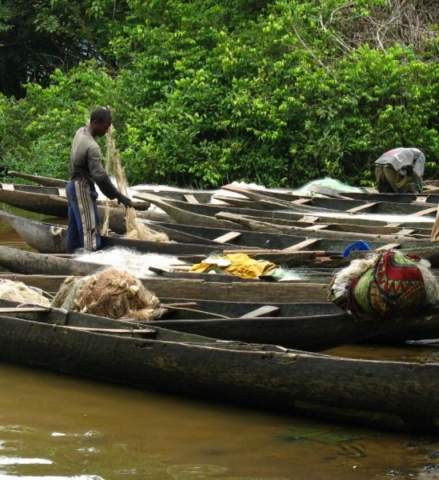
[52,267,165,321]
[328,250,439,321]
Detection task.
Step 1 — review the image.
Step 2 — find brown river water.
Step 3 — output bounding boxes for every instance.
[0,213,438,480]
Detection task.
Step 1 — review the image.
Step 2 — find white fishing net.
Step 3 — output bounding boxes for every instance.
[52,268,163,321]
[75,247,185,277]
[0,279,50,307]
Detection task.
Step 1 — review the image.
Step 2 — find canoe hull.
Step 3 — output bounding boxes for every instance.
[0,313,438,432]
[0,211,241,256]
[0,189,161,233]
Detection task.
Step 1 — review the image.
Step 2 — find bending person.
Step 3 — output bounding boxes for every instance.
[67,108,132,252]
[374,147,425,193]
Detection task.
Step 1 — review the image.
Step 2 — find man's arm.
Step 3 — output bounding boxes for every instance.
[412,149,425,178]
[87,146,132,206]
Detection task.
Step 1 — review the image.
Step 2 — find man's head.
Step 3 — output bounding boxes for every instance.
[89,108,112,137]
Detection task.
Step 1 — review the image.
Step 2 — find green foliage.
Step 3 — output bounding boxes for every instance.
[1,0,438,187]
[0,63,114,178]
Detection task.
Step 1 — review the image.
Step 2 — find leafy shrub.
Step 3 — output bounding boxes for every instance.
[1,0,438,187]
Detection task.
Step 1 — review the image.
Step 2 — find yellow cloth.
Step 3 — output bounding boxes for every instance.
[191,253,276,279]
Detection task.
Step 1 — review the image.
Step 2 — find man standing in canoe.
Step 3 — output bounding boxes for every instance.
[66,107,132,252]
[374,147,425,193]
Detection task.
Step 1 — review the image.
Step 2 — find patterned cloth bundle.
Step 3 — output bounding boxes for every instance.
[329,250,439,321]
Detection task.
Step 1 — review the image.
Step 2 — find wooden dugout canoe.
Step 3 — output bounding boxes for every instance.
[0,185,320,238]
[0,187,167,233]
[0,187,70,217]
[4,240,439,295]
[238,213,432,237]
[238,208,435,230]
[3,269,439,352]
[249,186,439,205]
[1,184,435,235]
[0,210,427,258]
[7,171,67,187]
[139,183,439,207]
[0,182,65,196]
[0,290,355,351]
[0,212,427,272]
[113,185,439,211]
[0,182,149,212]
[0,298,382,351]
[149,220,428,251]
[136,191,336,217]
[5,170,214,200]
[132,187,214,203]
[0,210,247,256]
[0,211,344,269]
[158,298,342,319]
[216,212,431,244]
[0,185,241,230]
[0,267,329,302]
[240,214,432,237]
[1,229,438,285]
[138,186,439,217]
[222,184,439,216]
[7,169,439,205]
[6,169,439,218]
[153,307,439,351]
[135,185,439,216]
[0,182,197,212]
[137,193,435,232]
[0,306,439,431]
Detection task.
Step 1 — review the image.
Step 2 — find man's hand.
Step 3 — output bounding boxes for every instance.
[117,193,133,208]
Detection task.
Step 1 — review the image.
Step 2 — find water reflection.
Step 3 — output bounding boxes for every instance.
[328,344,439,363]
[0,458,52,465]
[0,362,437,479]
[0,477,103,479]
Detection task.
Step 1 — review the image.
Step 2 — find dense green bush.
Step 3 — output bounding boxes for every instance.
[0,0,438,187]
[0,64,114,179]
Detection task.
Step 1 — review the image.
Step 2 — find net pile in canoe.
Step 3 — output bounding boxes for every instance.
[52,268,164,321]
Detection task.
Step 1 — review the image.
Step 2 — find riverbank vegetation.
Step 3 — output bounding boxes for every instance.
[0,0,438,187]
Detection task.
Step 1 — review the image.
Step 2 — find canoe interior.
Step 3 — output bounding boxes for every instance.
[221,186,439,215]
[7,171,67,187]
[0,210,246,255]
[158,189,438,216]
[158,298,342,319]
[1,183,62,195]
[2,210,427,267]
[0,298,218,344]
[2,276,439,353]
[145,195,436,230]
[0,273,330,302]
[150,221,427,251]
[259,187,439,205]
[0,298,356,351]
